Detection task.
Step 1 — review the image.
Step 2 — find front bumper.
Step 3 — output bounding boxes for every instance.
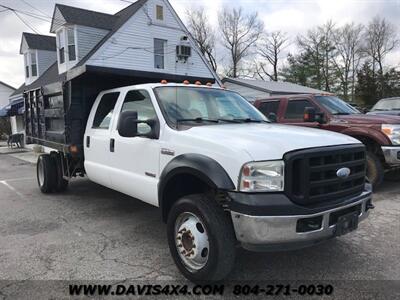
[229,188,372,251]
[382,146,400,166]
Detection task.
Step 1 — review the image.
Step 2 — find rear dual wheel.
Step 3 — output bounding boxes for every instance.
[37,153,69,193]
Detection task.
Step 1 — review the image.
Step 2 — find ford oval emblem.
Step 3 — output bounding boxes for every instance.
[336,167,351,178]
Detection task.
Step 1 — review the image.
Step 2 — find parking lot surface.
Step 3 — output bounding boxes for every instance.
[0,153,399,297]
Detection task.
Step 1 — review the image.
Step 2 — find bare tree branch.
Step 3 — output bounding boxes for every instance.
[218,7,263,78]
[256,30,289,81]
[186,7,218,71]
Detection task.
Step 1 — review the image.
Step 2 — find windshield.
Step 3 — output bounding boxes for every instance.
[154,86,267,127]
[372,98,400,111]
[315,96,361,115]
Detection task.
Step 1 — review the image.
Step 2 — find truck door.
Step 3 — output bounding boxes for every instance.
[84,92,120,189]
[108,89,160,206]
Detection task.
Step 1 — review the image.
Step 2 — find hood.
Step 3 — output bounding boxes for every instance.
[184,123,359,161]
[367,110,400,117]
[333,113,400,124]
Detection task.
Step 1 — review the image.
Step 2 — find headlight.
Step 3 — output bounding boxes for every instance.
[382,124,400,145]
[239,160,284,192]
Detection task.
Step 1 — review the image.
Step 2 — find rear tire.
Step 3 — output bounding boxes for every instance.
[366,151,384,189]
[167,194,236,282]
[37,154,57,193]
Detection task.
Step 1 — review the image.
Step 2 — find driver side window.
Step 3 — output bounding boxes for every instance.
[120,90,157,134]
[285,99,316,120]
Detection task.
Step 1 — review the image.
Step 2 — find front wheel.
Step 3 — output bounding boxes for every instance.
[167,194,237,282]
[366,151,384,189]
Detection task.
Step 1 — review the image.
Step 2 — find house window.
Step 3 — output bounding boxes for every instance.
[67,28,76,61]
[154,39,166,69]
[30,52,37,77]
[156,5,164,20]
[57,30,65,64]
[24,53,29,78]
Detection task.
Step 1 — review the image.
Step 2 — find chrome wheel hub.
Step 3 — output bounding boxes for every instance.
[175,212,209,271]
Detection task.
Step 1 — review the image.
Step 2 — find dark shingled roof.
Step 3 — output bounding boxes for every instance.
[54,4,119,31]
[22,33,56,52]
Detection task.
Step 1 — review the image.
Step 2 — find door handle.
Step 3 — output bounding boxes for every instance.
[86,136,90,148]
[110,138,115,152]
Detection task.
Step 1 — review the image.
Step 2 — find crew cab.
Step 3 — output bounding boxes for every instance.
[254,94,400,187]
[36,84,373,282]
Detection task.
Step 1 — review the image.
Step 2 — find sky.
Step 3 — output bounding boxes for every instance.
[0,0,399,88]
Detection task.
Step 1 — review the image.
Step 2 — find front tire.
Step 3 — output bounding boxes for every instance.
[366,151,384,189]
[167,194,236,282]
[37,154,57,193]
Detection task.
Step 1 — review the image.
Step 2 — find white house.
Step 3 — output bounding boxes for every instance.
[16,0,220,147]
[0,81,16,109]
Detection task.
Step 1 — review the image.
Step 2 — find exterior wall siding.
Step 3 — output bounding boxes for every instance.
[37,50,57,77]
[224,82,270,102]
[86,0,213,79]
[0,84,15,108]
[76,25,109,61]
[51,7,66,33]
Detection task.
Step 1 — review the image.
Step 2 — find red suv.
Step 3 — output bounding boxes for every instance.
[254,94,400,187]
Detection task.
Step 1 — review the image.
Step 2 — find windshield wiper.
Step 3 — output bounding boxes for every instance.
[234,118,265,123]
[332,112,351,115]
[217,118,242,123]
[176,117,219,123]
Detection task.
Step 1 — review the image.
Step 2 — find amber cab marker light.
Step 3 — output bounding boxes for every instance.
[206,82,212,87]
[161,80,168,84]
[183,80,190,85]
[195,81,202,85]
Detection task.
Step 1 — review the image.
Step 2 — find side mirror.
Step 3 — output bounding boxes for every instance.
[267,112,277,123]
[118,111,159,139]
[303,107,316,122]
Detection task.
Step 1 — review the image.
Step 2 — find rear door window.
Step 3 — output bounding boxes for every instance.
[92,92,120,129]
[258,101,280,117]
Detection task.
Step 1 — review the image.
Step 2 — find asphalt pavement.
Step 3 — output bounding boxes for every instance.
[0,153,399,298]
